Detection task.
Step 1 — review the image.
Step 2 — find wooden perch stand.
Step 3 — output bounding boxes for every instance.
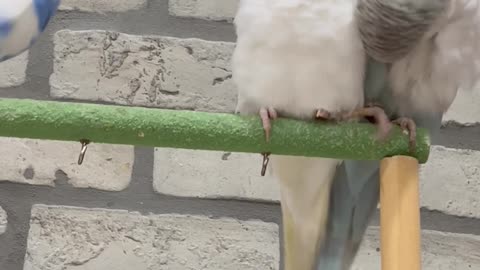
[380,156,422,270]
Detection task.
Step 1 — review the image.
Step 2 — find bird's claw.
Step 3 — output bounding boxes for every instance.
[342,105,393,141]
[259,107,277,176]
[259,107,278,142]
[392,117,417,153]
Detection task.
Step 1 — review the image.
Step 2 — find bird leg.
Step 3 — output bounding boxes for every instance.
[392,117,417,153]
[259,107,278,176]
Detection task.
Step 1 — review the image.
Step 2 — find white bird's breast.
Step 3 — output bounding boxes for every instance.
[233,0,365,119]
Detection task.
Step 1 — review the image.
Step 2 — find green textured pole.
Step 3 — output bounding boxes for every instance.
[0,98,430,163]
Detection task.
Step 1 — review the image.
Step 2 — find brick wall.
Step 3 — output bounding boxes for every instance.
[0,1,478,269]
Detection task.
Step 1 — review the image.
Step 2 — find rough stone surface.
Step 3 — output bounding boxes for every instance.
[24,205,280,270]
[59,0,147,13]
[0,51,28,87]
[0,138,134,191]
[50,30,237,112]
[153,148,280,201]
[420,145,480,218]
[352,227,480,269]
[169,0,238,21]
[443,87,480,126]
[0,206,6,235]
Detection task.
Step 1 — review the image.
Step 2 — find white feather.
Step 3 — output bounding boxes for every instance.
[389,0,480,115]
[232,0,365,268]
[0,2,39,59]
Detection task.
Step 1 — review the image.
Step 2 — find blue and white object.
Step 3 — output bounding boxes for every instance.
[0,0,60,62]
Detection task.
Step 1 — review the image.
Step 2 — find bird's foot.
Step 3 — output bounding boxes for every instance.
[392,117,417,153]
[259,107,278,176]
[342,105,393,141]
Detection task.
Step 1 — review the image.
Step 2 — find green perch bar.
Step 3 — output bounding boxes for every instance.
[0,98,430,163]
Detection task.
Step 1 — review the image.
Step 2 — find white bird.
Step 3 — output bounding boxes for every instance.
[232,1,391,269]
[315,1,480,269]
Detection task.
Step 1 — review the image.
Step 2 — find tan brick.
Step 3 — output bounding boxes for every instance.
[50,30,236,112]
[0,206,6,235]
[24,205,280,270]
[153,148,280,201]
[59,0,147,12]
[0,51,28,87]
[0,137,134,191]
[420,145,480,218]
[443,87,480,126]
[153,145,480,220]
[169,0,238,21]
[352,227,480,270]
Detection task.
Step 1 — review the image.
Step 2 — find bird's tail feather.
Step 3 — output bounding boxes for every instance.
[272,155,339,270]
[281,187,331,270]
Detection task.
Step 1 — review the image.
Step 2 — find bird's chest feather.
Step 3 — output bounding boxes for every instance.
[233,0,365,119]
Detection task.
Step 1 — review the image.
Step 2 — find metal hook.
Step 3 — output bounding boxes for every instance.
[261,152,270,177]
[78,139,90,165]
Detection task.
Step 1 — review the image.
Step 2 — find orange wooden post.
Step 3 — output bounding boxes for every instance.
[379,156,421,270]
